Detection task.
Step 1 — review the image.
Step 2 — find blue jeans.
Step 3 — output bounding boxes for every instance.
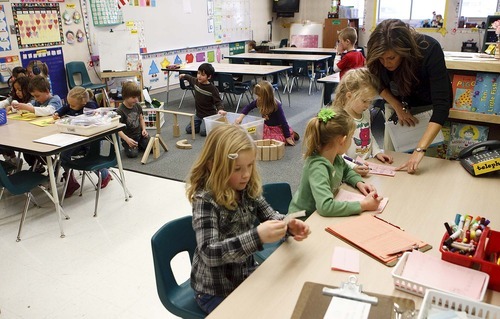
[185,115,207,136]
[194,292,225,314]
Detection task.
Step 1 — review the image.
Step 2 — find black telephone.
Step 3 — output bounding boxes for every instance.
[458,140,500,176]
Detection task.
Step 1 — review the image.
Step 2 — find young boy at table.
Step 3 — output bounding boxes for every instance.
[116,81,150,158]
[12,76,62,172]
[178,63,225,136]
[333,27,365,79]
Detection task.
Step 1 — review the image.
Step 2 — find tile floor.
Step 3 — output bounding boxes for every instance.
[0,170,191,318]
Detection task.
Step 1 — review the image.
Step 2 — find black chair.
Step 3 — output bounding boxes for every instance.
[216,73,252,113]
[288,60,318,95]
[151,215,206,318]
[178,72,196,109]
[279,39,288,48]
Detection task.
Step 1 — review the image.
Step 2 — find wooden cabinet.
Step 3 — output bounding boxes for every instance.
[323,18,359,48]
[482,15,500,52]
[445,52,500,140]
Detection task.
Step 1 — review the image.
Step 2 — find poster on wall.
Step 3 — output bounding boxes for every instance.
[0,5,11,51]
[12,3,64,49]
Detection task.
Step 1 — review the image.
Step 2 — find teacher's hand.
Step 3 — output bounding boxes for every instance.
[396,111,418,127]
[396,151,425,174]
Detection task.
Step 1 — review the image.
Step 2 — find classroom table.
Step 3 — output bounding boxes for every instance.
[317,73,340,108]
[0,117,131,239]
[207,152,500,318]
[162,62,293,106]
[270,47,337,55]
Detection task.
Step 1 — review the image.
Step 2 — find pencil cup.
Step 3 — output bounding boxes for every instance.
[0,109,7,125]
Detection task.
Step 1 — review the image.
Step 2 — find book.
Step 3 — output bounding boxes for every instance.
[446,122,489,160]
[451,74,475,111]
[385,110,444,153]
[471,72,499,114]
[325,214,431,266]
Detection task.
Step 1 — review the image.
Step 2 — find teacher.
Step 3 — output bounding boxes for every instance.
[366,19,452,174]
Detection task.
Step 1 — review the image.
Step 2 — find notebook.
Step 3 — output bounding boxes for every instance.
[325,214,431,266]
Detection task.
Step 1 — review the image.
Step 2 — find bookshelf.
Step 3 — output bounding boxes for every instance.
[482,15,500,52]
[444,52,500,140]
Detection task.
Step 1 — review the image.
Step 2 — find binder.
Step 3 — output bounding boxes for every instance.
[325,214,432,266]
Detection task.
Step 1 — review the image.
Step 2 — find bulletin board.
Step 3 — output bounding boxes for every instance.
[12,3,64,49]
[20,47,67,100]
[289,23,323,48]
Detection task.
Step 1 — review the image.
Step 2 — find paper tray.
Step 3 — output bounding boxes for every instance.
[56,117,119,136]
[417,289,500,319]
[392,252,489,301]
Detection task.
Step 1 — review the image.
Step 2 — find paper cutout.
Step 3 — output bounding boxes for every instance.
[335,189,388,214]
[355,156,396,177]
[331,247,360,273]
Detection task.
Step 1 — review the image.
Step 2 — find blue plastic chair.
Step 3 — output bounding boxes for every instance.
[151,215,206,318]
[0,162,57,241]
[60,137,131,217]
[254,182,293,264]
[66,61,106,91]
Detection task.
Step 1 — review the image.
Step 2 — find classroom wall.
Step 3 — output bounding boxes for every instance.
[0,0,273,95]
[272,0,490,52]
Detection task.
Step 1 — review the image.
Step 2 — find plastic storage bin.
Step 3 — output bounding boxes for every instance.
[204,112,264,140]
[440,227,500,292]
[56,117,120,136]
[392,252,489,301]
[418,289,500,319]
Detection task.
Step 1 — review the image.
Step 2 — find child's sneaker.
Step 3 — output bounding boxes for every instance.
[293,131,300,141]
[64,172,80,198]
[100,173,112,189]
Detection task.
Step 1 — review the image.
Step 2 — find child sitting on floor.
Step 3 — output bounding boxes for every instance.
[235,80,299,145]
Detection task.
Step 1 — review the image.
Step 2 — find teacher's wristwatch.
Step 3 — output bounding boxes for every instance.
[415,147,426,152]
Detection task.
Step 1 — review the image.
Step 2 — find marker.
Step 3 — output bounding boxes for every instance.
[342,155,371,169]
[445,228,462,247]
[444,222,453,236]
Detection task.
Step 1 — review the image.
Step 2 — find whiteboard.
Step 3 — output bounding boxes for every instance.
[97,30,139,72]
[117,0,251,53]
[289,23,323,48]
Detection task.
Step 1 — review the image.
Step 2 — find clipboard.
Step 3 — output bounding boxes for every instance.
[291,281,416,319]
[325,214,432,266]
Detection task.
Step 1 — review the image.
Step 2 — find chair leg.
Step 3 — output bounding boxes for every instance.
[178,90,188,109]
[93,171,102,217]
[16,193,32,242]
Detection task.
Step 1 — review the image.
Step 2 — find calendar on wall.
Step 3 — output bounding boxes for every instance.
[89,0,123,26]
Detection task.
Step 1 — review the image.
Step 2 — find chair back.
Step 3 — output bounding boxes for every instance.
[151,215,205,318]
[0,163,14,191]
[279,38,288,48]
[66,61,93,89]
[216,73,236,93]
[262,182,293,215]
[179,72,195,91]
[292,60,309,77]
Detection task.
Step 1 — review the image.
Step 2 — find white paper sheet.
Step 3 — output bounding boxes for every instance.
[33,133,89,147]
[323,297,371,319]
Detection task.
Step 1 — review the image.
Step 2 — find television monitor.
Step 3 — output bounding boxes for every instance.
[272,0,300,13]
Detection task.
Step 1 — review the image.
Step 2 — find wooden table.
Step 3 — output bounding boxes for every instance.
[208,152,500,318]
[271,47,337,55]
[0,118,131,238]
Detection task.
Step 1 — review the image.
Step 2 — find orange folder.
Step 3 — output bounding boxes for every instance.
[325,214,432,266]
